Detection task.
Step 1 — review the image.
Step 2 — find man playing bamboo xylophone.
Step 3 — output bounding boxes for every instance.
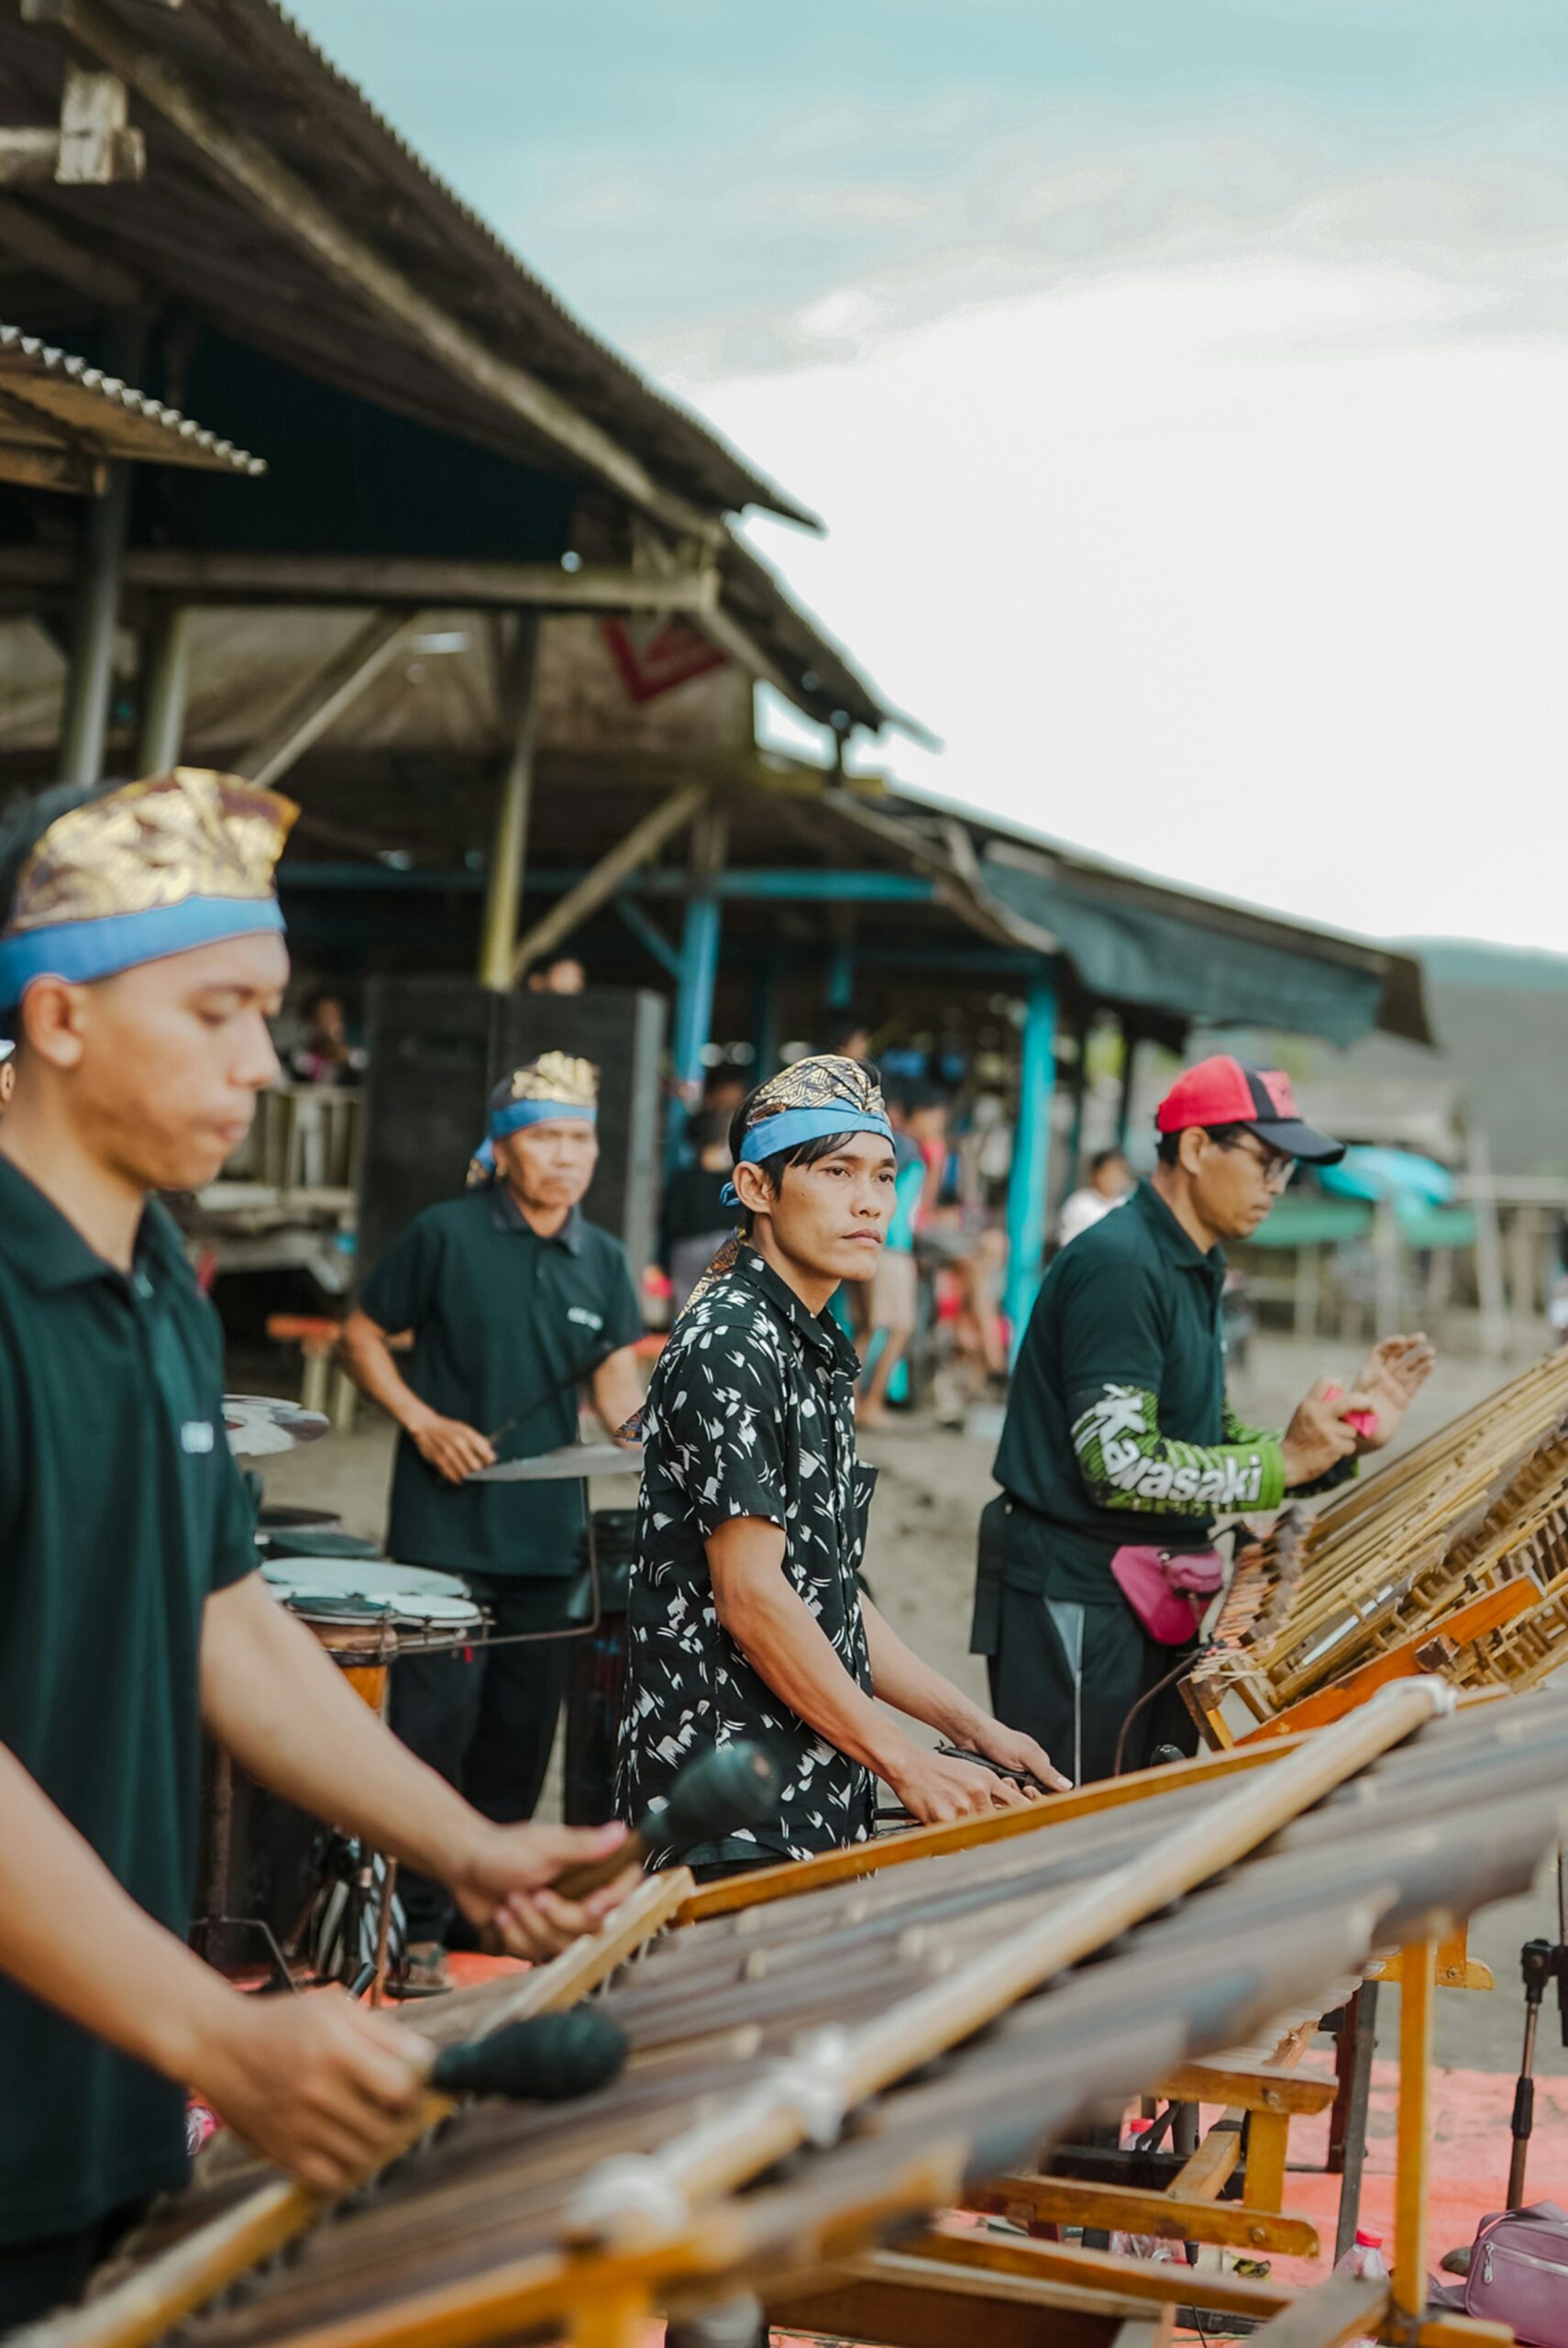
[0,773,635,2333]
[977,1056,1436,1783]
[618,1056,1068,1884]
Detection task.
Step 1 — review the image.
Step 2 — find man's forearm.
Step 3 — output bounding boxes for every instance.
[860,1594,988,1744]
[591,1346,644,1442]
[339,1312,423,1432]
[202,1578,481,1886]
[713,1565,910,1780]
[0,1744,237,2088]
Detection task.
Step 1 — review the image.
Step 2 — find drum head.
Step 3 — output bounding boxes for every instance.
[259,1556,481,1630]
[223,1396,330,1458]
[257,1504,343,1534]
[261,1528,382,1562]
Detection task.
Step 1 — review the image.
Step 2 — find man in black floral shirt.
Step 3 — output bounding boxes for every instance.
[619,1057,1066,1877]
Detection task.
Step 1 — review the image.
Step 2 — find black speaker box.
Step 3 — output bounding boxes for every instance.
[358,980,667,1283]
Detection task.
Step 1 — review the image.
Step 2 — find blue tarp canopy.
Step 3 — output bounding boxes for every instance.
[974,844,1427,1048]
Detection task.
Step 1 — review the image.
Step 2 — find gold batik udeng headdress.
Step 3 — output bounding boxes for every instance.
[466,1052,602,1187]
[0,769,293,1007]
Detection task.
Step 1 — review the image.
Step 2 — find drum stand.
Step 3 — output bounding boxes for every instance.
[1505,1850,1568,2209]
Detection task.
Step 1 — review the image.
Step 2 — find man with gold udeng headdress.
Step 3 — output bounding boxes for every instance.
[341,1056,645,1989]
[0,774,635,2330]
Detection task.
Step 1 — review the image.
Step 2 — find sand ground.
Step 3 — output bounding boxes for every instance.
[256,1319,1568,2081]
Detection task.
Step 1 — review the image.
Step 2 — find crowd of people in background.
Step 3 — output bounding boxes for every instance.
[267,976,1144,1431]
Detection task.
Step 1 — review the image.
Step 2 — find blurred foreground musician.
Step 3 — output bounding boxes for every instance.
[977,1056,1436,1783]
[341,1055,644,1989]
[0,775,632,2331]
[618,1056,1067,1886]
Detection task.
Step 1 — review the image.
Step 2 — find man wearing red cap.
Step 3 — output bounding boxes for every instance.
[974,1057,1434,1783]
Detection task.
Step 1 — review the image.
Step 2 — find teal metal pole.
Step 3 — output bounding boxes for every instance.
[667,887,722,1172]
[751,954,779,1082]
[826,939,855,1013]
[1004,971,1059,1359]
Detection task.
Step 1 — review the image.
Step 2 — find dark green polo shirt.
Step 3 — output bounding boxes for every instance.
[0,1161,258,2243]
[993,1180,1286,1603]
[361,1188,642,1582]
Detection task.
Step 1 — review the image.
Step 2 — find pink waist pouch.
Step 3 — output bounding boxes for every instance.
[1110,1545,1224,1645]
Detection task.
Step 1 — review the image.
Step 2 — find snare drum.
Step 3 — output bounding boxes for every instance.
[259,1558,485,1712]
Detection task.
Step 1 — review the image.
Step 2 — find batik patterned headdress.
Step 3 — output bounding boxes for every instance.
[676,1053,895,1320]
[466,1051,600,1187]
[0,769,293,1009]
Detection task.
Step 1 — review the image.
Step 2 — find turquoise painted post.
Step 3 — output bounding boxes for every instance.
[666,887,722,1173]
[751,955,779,1082]
[826,939,855,1013]
[1004,970,1059,1360]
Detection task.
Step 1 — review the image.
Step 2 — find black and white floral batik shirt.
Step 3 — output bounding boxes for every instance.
[616,1244,878,1869]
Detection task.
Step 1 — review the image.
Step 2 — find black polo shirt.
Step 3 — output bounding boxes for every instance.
[993,1180,1286,1603]
[360,1188,642,1582]
[0,1160,257,2243]
[617,1245,878,1867]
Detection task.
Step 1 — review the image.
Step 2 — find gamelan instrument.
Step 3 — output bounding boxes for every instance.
[1188,1349,1568,1744]
[37,1680,1568,2348]
[221,1397,330,1459]
[468,1440,644,1483]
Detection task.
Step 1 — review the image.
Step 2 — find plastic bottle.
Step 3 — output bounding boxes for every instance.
[1334,2228,1388,2343]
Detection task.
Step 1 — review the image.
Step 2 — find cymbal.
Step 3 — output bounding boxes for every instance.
[469,1441,643,1484]
[223,1394,331,1458]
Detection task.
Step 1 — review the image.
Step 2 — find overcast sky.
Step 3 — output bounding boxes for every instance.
[293,2,1568,952]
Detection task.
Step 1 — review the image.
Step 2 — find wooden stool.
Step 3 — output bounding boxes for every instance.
[265,1313,357,1434]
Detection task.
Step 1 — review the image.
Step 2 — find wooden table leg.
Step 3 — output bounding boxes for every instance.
[1396,1936,1437,2322]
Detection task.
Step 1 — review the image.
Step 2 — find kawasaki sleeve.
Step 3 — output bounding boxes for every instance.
[1056,1255,1286,1517]
[1071,1382,1287,1514]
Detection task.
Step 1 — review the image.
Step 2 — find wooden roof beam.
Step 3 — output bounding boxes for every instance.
[237,608,417,792]
[23,0,725,548]
[0,192,143,305]
[510,781,710,984]
[0,545,720,611]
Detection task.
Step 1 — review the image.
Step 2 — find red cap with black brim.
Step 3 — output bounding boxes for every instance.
[1154,1055,1345,1165]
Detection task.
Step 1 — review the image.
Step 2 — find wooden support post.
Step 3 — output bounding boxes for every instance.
[1115,1027,1139,1150]
[1395,1934,1438,2323]
[478,615,542,992]
[509,781,708,986]
[238,610,414,792]
[134,604,193,774]
[1470,1129,1507,1361]
[1004,968,1058,1357]
[59,458,133,786]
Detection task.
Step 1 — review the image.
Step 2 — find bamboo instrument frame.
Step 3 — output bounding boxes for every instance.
[1189,1354,1568,1743]
[14,1871,691,2348]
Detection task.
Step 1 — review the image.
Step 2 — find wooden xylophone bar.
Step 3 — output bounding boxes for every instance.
[29,1681,1568,2348]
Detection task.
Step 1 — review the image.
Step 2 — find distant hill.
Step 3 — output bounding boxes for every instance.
[1399,938,1568,994]
[1223,938,1568,1176]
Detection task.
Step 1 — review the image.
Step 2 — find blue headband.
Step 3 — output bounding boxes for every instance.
[720,1104,895,1205]
[472,1096,598,1181]
[489,1098,598,1142]
[0,896,285,1010]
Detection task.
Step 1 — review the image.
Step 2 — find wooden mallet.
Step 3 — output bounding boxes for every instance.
[554,1741,784,1900]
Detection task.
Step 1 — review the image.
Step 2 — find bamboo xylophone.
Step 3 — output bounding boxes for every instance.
[28,1680,1568,2348]
[1187,1349,1568,1743]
